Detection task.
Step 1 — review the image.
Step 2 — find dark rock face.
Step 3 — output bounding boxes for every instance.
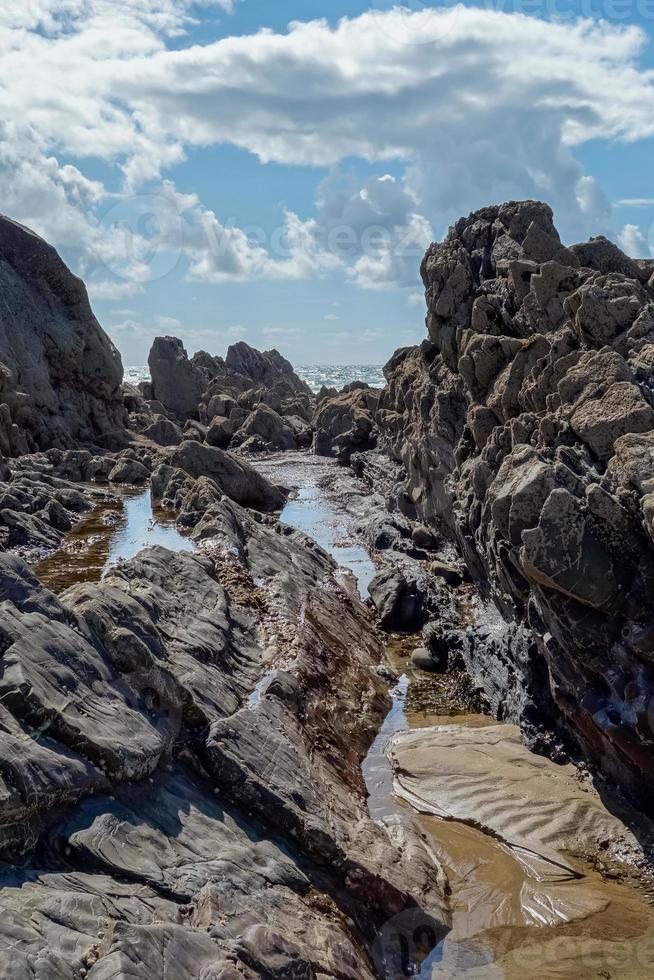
[148,336,205,421]
[0,216,125,453]
[145,337,315,453]
[372,201,654,810]
[313,386,381,461]
[0,478,448,976]
[224,341,313,398]
[167,440,287,511]
[369,566,427,631]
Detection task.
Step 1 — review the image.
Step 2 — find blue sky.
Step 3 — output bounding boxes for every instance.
[1,1,653,367]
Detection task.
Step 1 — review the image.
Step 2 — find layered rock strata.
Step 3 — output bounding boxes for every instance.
[317,201,654,811]
[0,472,448,977]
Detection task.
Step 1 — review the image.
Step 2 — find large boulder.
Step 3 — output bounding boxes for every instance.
[169,440,287,511]
[205,415,234,449]
[141,416,183,447]
[231,404,296,452]
[314,387,380,461]
[368,566,426,631]
[0,215,126,453]
[148,337,205,421]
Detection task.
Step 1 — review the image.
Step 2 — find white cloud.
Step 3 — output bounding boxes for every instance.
[110,317,148,337]
[0,5,653,295]
[0,1,234,34]
[324,313,340,321]
[154,314,182,330]
[88,280,146,301]
[616,199,654,207]
[618,223,652,258]
[262,326,301,337]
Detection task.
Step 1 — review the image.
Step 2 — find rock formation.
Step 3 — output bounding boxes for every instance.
[328,201,654,811]
[0,472,448,977]
[3,202,654,975]
[313,384,381,460]
[0,216,126,453]
[145,337,314,452]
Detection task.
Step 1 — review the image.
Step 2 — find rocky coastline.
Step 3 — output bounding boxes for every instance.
[316,201,654,816]
[1,207,654,977]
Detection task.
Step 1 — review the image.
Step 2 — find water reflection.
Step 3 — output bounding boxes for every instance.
[34,488,191,593]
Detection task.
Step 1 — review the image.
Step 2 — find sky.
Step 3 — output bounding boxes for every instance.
[1,1,653,367]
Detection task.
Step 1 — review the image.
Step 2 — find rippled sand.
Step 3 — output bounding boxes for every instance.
[391,723,654,978]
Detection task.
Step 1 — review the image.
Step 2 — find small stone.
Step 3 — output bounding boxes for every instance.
[411,524,437,550]
[429,560,463,588]
[411,647,441,673]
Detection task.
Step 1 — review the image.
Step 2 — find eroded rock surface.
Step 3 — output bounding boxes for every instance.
[0,465,449,977]
[335,201,654,810]
[0,216,126,453]
[145,337,315,453]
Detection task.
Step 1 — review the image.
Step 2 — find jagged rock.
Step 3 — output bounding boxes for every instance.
[570,382,654,461]
[224,342,313,399]
[141,417,183,447]
[108,457,150,485]
[0,476,448,977]
[316,385,338,403]
[169,441,287,511]
[571,236,651,282]
[148,337,205,421]
[231,404,296,453]
[360,200,654,810]
[313,387,380,460]
[0,461,115,558]
[0,215,126,452]
[183,419,209,443]
[368,566,426,631]
[148,338,315,444]
[204,392,236,421]
[205,415,234,449]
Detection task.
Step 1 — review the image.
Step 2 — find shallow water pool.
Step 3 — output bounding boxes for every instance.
[34,487,192,593]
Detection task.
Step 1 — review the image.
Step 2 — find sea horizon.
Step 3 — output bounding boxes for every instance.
[124,363,386,393]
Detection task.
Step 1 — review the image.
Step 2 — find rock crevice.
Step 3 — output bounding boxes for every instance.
[318,201,654,811]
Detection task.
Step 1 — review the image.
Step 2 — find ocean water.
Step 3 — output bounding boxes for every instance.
[124,364,385,392]
[296,365,385,392]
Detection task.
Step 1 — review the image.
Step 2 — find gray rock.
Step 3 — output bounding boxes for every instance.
[232,404,296,453]
[429,559,463,588]
[412,524,437,550]
[367,199,654,809]
[0,216,126,452]
[368,567,426,631]
[141,417,183,447]
[205,415,234,449]
[170,441,287,511]
[148,337,205,422]
[313,387,380,461]
[411,647,441,672]
[108,457,150,485]
[0,483,448,977]
[182,419,209,443]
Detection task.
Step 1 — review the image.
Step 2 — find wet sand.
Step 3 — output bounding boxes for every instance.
[254,453,654,978]
[368,645,654,978]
